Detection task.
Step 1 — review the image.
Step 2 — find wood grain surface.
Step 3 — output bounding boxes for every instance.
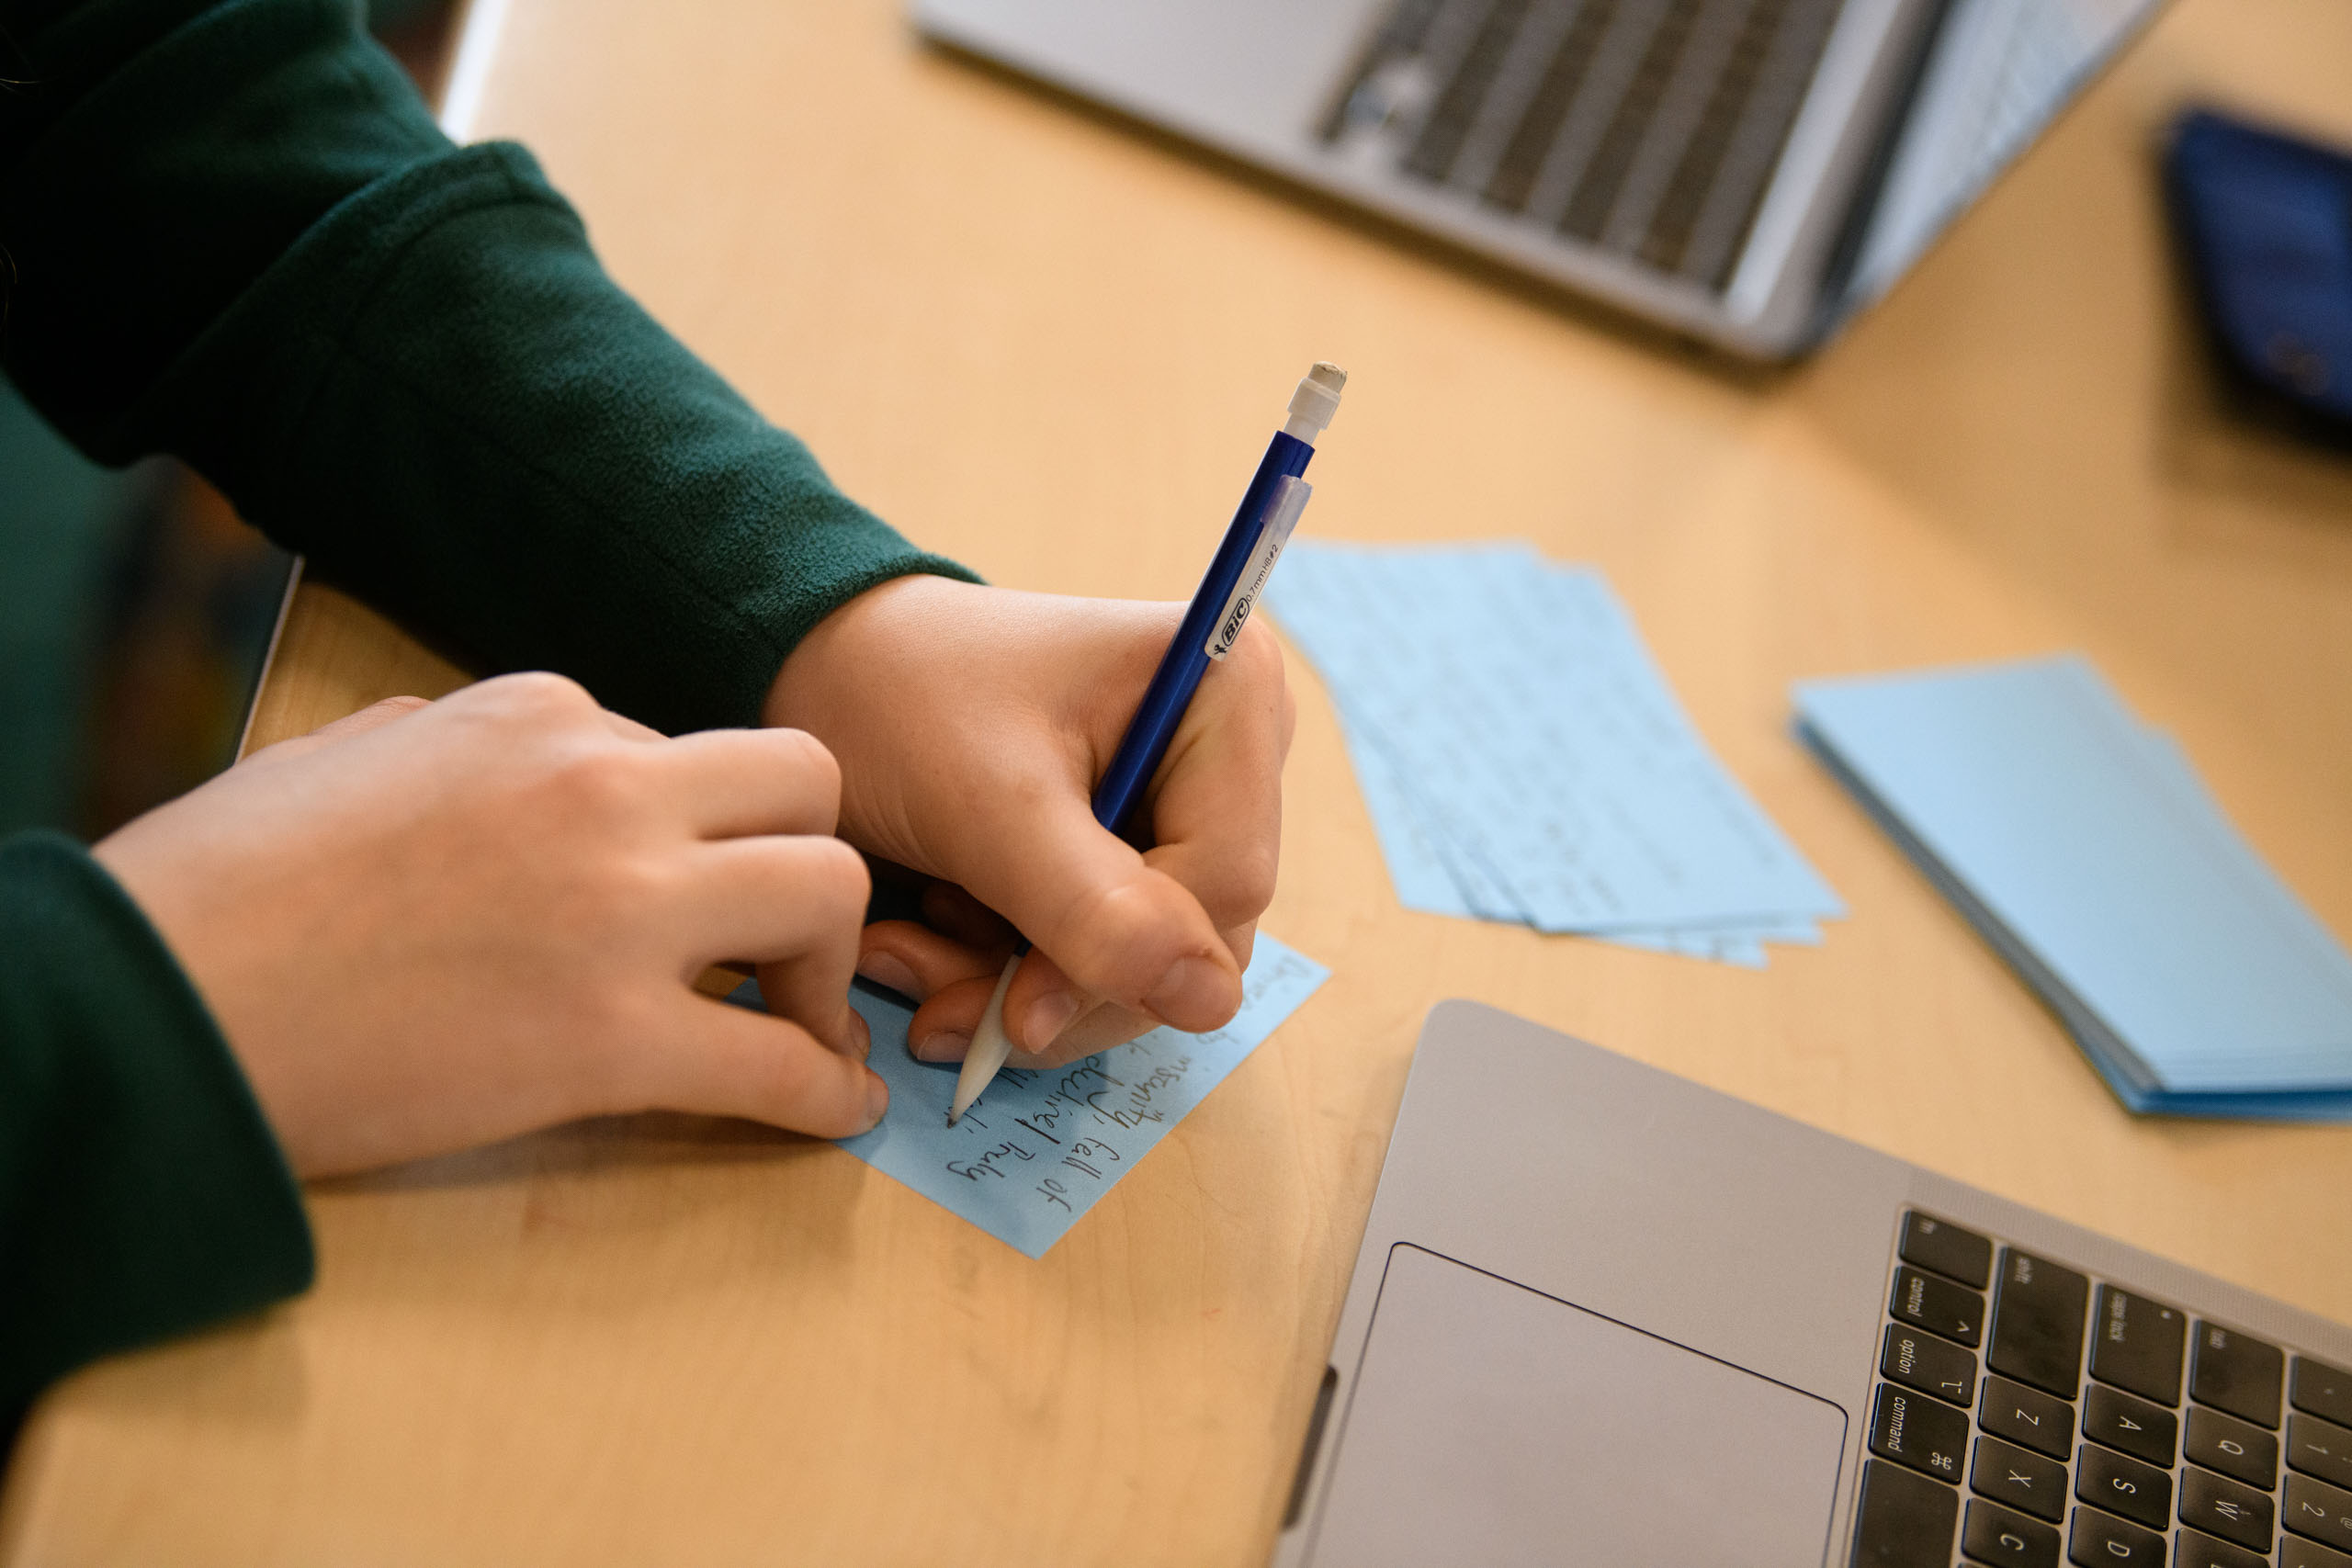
[7,0,2352,1562]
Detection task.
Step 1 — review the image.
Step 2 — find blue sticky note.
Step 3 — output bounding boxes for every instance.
[1796,655,2352,1101]
[739,936,1329,1256]
[1271,541,1839,964]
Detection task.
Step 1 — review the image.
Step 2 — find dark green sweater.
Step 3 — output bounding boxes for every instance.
[0,0,973,1424]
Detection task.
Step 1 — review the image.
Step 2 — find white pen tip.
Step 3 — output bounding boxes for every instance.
[946,954,1023,1126]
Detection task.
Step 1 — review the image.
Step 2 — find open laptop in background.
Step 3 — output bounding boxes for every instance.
[912,0,2162,359]
[1272,1003,2352,1568]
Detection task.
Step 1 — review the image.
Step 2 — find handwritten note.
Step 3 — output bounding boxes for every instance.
[736,936,1327,1256]
[1269,541,1840,964]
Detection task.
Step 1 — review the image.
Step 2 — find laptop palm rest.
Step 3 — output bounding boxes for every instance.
[1306,1243,1849,1567]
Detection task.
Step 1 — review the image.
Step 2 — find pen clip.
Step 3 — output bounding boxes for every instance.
[1205,475,1310,661]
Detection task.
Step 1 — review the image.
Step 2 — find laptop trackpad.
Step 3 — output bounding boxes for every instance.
[1308,1245,1850,1567]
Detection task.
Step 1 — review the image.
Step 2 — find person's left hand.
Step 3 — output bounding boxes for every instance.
[764,574,1294,1068]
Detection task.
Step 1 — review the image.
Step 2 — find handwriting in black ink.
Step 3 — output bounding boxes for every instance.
[944,1140,1035,1182]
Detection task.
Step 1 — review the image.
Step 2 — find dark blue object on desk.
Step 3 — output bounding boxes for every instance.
[2165,108,2352,434]
[2164,108,2352,434]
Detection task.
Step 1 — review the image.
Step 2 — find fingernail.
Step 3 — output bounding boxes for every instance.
[845,1010,872,1063]
[855,950,922,999]
[1145,955,1234,1029]
[1021,989,1085,1054]
[913,1029,969,1064]
[862,1070,889,1132]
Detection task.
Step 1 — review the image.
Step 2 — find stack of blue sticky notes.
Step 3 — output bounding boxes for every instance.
[1795,654,2352,1119]
[1269,541,1842,967]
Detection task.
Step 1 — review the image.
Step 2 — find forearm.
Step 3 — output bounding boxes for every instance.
[0,832,312,1426]
[1,0,973,734]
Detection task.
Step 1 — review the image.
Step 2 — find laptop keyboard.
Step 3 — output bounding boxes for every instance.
[1317,0,1846,292]
[1856,1209,2352,1568]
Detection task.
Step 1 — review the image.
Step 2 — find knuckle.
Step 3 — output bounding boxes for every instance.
[1219,841,1280,920]
[1227,616,1284,680]
[486,670,595,719]
[1218,622,1292,742]
[1052,877,1172,995]
[773,728,842,814]
[539,743,650,825]
[805,836,870,912]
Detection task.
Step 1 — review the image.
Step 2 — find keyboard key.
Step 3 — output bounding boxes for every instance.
[2076,1442,2172,1530]
[1883,1323,1977,1406]
[2066,1506,2165,1566]
[2193,1322,2285,1428]
[2084,1382,2177,1468]
[1989,1249,2088,1399]
[1851,1457,1958,1568]
[1871,1382,1968,1483]
[2299,1358,2352,1428]
[2283,1533,2352,1568]
[1973,1434,2069,1523]
[2089,1286,2187,1406]
[2286,1471,2352,1552]
[1894,1265,1985,1348]
[2187,1404,2279,1488]
[2292,1412,2352,1490]
[2181,1464,2277,1552]
[1903,1210,1994,1288]
[2176,1526,2274,1568]
[1981,1375,2075,1461]
[1962,1497,2059,1568]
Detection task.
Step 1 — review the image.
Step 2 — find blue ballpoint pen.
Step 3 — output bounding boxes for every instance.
[945,362,1348,1124]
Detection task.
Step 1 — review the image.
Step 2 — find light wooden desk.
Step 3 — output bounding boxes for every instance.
[9,1,2352,1562]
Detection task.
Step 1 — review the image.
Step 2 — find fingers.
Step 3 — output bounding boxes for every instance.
[905,975,1004,1064]
[893,915,1261,1068]
[856,919,1006,1002]
[648,726,843,839]
[919,882,1017,950]
[952,619,1283,1047]
[967,786,1242,1039]
[639,993,888,1138]
[1010,919,1256,1063]
[1133,620,1289,931]
[248,694,433,764]
[861,919,1119,1066]
[854,919,1007,1063]
[684,836,870,1056]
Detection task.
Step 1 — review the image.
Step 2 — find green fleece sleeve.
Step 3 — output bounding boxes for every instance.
[0,831,313,1430]
[1,0,975,735]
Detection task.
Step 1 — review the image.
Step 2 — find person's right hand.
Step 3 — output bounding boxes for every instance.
[92,673,886,1178]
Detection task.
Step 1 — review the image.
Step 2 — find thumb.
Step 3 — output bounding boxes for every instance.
[964,789,1242,1041]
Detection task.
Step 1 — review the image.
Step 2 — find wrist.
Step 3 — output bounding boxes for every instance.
[763,571,970,732]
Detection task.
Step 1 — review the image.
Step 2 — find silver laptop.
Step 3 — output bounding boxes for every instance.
[913,0,2160,358]
[1272,1002,2352,1566]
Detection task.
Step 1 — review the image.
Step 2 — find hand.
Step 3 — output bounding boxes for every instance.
[94,674,887,1177]
[764,575,1295,1068]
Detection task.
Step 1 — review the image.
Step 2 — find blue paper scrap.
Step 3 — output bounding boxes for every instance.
[1795,654,2352,1120]
[1270,540,1839,965]
[736,936,1328,1255]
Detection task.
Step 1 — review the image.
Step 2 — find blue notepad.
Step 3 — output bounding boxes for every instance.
[1271,541,1839,966]
[731,936,1328,1254]
[1794,655,2352,1119]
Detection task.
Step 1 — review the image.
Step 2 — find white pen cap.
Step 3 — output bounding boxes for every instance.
[1282,362,1348,443]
